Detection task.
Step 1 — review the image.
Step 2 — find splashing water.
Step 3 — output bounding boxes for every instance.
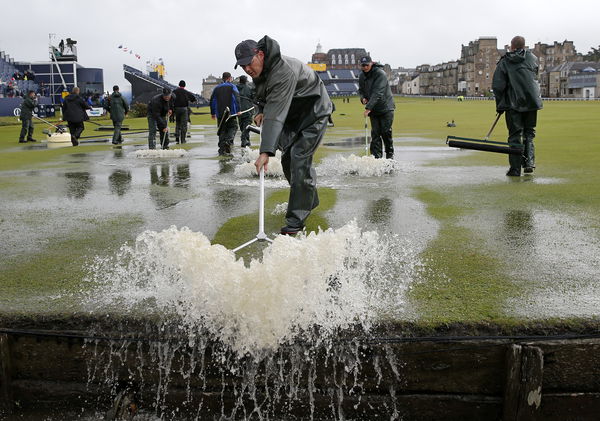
[317,154,404,177]
[234,148,285,178]
[271,202,288,215]
[133,149,188,158]
[86,221,415,358]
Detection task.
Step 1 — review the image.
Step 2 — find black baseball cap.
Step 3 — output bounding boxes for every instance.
[360,56,372,65]
[234,40,259,69]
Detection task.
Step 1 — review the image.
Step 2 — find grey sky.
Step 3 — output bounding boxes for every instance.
[1,0,598,95]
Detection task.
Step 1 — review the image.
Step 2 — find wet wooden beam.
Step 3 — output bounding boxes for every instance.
[503,344,544,420]
[0,333,13,414]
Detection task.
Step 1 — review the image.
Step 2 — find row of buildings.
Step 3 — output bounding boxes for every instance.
[399,38,599,99]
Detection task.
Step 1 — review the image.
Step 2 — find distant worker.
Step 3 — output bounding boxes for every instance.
[358,56,395,159]
[173,80,197,144]
[236,75,254,147]
[210,72,240,156]
[147,88,173,150]
[106,85,129,145]
[62,86,91,147]
[18,90,37,143]
[492,35,543,176]
[234,36,332,235]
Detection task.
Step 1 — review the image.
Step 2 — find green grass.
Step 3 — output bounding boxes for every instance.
[0,215,144,315]
[212,188,337,262]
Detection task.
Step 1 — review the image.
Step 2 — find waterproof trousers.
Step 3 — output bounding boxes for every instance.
[238,114,253,147]
[174,107,188,143]
[147,116,169,149]
[369,111,394,159]
[19,117,34,141]
[218,118,238,155]
[280,115,328,229]
[506,110,537,172]
[112,119,123,144]
[67,121,84,145]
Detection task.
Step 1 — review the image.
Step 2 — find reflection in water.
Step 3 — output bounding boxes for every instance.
[64,172,93,199]
[113,148,125,159]
[150,164,170,187]
[365,197,393,226]
[174,163,190,188]
[108,169,132,197]
[148,163,192,210]
[503,209,535,248]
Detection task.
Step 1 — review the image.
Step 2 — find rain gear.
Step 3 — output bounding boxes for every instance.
[173,87,196,143]
[62,93,91,146]
[358,63,395,114]
[147,94,172,149]
[107,91,129,122]
[107,91,129,144]
[493,49,543,113]
[210,82,240,155]
[252,35,332,228]
[236,82,255,147]
[359,64,395,159]
[493,49,543,173]
[19,96,37,141]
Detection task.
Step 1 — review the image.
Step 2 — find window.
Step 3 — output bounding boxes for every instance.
[338,54,342,64]
[331,55,336,65]
[351,54,355,64]
[344,54,349,64]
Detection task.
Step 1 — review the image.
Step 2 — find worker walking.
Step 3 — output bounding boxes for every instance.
[62,87,91,147]
[147,88,173,150]
[173,80,197,143]
[106,85,129,145]
[493,35,543,176]
[210,72,240,156]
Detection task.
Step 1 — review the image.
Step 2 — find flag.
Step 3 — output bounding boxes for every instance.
[118,45,122,49]
[123,47,128,52]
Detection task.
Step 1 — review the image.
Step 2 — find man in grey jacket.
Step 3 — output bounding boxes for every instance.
[492,36,543,176]
[358,56,395,159]
[234,36,332,235]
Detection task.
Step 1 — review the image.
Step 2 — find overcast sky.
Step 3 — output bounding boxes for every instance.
[1,0,598,95]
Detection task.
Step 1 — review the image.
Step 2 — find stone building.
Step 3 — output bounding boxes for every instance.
[311,44,370,70]
[458,37,503,96]
[201,74,219,100]
[532,41,582,97]
[547,61,600,98]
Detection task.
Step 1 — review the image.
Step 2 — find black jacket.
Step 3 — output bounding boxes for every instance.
[492,49,543,113]
[236,82,255,111]
[147,94,172,130]
[20,96,37,119]
[173,87,196,108]
[358,63,395,115]
[253,35,332,155]
[62,94,91,123]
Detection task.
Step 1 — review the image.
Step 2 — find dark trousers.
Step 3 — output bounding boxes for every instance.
[19,117,34,140]
[67,121,85,145]
[369,111,394,159]
[506,110,537,171]
[280,115,328,228]
[112,119,123,144]
[218,118,238,155]
[238,114,253,147]
[174,107,188,142]
[148,116,169,149]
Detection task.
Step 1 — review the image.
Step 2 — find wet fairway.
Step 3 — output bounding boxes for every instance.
[1,98,599,327]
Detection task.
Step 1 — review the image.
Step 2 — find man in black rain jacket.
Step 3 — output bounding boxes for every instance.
[19,91,37,143]
[492,36,543,176]
[147,88,173,150]
[173,80,196,143]
[358,56,395,159]
[234,36,332,235]
[106,85,129,145]
[62,87,91,146]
